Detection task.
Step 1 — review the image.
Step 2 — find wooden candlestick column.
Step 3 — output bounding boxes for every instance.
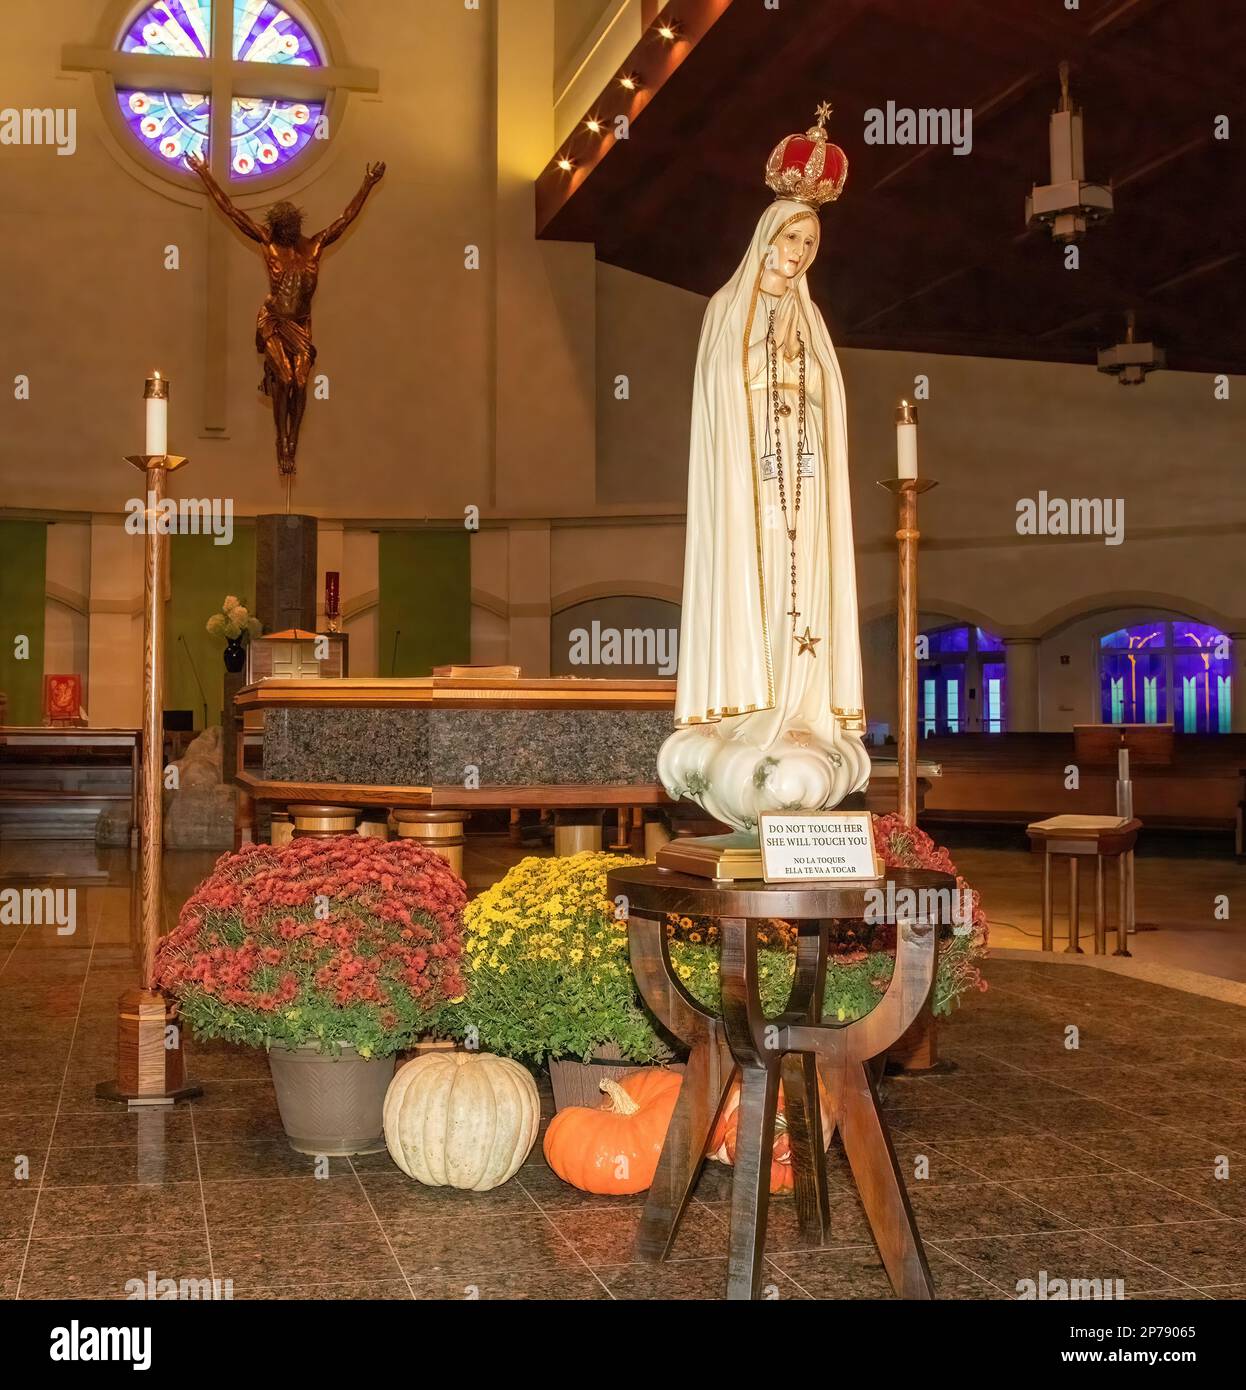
[878,470,942,1073]
[98,376,200,1105]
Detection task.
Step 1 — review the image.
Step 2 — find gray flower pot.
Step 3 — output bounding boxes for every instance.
[547,1044,683,1113]
[267,1043,396,1156]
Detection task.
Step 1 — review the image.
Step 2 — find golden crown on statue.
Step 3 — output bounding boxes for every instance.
[765,101,849,208]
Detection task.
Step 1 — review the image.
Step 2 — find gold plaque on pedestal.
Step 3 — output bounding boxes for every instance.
[655,833,763,881]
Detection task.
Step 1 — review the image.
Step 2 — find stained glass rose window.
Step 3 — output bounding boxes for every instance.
[116,1,325,179]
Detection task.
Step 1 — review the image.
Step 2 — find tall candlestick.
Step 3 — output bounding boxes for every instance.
[98,378,199,1106]
[878,459,940,1073]
[896,399,918,479]
[145,372,168,456]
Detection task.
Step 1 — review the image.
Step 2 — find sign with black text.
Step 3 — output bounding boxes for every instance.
[758,810,880,883]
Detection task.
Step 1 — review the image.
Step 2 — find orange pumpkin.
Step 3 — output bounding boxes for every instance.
[543,1068,681,1194]
[707,1076,832,1194]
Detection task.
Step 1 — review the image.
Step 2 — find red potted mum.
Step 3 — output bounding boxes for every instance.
[155,836,467,1155]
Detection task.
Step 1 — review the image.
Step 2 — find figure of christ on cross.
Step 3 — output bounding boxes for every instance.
[186,154,385,477]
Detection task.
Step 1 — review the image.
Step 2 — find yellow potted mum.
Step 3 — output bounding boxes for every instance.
[442,851,672,1108]
[443,851,811,1109]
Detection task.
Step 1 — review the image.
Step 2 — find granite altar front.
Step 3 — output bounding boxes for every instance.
[231,677,936,839]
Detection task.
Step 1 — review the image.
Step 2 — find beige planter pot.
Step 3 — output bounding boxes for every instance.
[268,1043,396,1155]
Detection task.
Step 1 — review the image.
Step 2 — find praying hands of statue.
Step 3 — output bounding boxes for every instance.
[772,288,802,359]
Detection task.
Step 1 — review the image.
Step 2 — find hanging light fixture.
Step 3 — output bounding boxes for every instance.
[1025,61,1113,242]
[1097,311,1165,385]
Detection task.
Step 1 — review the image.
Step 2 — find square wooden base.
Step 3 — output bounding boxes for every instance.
[656,835,886,884]
[96,989,201,1105]
[655,833,762,881]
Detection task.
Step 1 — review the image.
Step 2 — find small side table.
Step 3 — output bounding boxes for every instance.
[1025,816,1141,956]
[608,865,956,1302]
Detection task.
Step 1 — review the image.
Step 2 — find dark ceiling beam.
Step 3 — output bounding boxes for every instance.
[869,74,1038,192]
[1112,132,1210,189]
[846,110,1216,338]
[866,0,1177,198]
[841,325,1240,375]
[1148,252,1239,295]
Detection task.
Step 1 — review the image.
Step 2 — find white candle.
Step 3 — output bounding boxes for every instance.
[145,372,168,456]
[896,399,918,479]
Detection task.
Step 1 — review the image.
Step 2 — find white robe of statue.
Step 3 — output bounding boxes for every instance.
[658,198,870,832]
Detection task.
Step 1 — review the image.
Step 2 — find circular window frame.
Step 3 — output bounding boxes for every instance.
[85,0,351,206]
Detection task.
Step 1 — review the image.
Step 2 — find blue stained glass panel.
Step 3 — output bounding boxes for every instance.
[924,625,969,654]
[982,661,1006,732]
[116,88,211,166]
[1099,650,1166,724]
[1174,648,1232,733]
[229,96,323,177]
[234,1,322,65]
[1173,622,1225,648]
[1099,625,1163,649]
[121,1,212,57]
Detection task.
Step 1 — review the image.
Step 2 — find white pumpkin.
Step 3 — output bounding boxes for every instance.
[383,1051,539,1191]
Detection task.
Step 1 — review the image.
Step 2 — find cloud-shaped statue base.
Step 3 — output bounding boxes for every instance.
[658,721,870,834]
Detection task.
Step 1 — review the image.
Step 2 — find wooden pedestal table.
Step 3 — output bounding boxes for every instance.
[608,865,954,1301]
[1026,815,1141,956]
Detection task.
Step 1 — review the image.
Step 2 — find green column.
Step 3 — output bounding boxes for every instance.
[378,531,470,676]
[0,520,48,726]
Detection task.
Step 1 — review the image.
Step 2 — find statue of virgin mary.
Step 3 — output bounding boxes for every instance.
[658,105,870,834]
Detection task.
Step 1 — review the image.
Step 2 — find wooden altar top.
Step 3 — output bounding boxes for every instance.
[235,675,677,713]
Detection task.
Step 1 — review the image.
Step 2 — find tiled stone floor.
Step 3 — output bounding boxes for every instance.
[2,841,1245,1300]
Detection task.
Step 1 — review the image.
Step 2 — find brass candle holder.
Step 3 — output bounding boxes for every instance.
[877,475,938,828]
[877,460,946,1073]
[98,378,201,1104]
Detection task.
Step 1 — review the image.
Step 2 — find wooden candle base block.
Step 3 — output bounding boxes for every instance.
[96,989,202,1106]
[885,1003,958,1074]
